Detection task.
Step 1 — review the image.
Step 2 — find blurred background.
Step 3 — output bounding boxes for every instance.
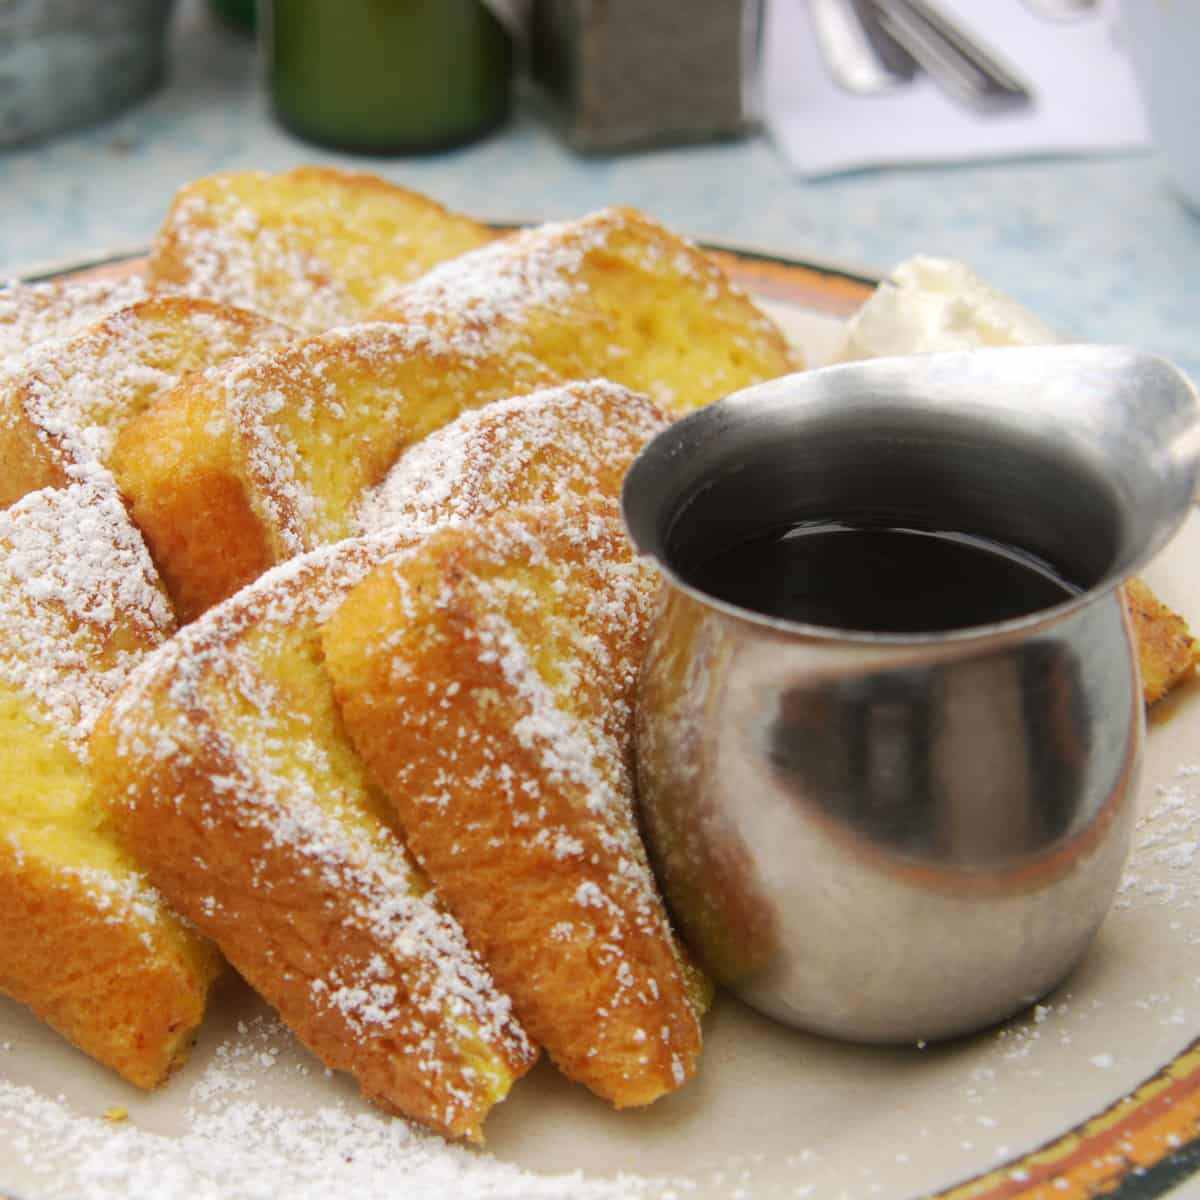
[0,0,1197,377]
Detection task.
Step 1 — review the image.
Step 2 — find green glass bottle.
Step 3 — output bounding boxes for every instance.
[264,0,513,154]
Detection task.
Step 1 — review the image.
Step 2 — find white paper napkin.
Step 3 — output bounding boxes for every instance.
[763,0,1150,177]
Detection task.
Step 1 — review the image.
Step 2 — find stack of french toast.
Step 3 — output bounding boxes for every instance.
[0,166,1193,1143]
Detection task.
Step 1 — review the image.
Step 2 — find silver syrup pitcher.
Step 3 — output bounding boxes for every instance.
[624,345,1200,1043]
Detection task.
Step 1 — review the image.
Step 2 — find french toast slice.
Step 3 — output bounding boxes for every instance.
[0,296,293,510]
[373,206,800,414]
[0,481,220,1088]
[357,378,669,535]
[0,274,148,371]
[109,321,563,621]
[146,167,496,332]
[322,499,705,1108]
[89,531,537,1142]
[1126,576,1200,704]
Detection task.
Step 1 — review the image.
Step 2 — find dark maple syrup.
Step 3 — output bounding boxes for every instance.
[688,521,1080,633]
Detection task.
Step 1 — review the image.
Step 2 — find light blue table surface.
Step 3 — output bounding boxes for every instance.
[2,1,1198,380]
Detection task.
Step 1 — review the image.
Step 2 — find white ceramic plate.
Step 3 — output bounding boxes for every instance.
[2,264,1199,1200]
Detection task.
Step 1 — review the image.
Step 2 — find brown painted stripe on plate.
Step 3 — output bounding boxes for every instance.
[936,1039,1200,1196]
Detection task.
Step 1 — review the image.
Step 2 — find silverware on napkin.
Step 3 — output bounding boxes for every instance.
[866,0,1033,111]
[810,0,1034,113]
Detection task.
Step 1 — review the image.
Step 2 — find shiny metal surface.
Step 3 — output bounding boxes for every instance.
[625,345,1200,1043]
[809,0,917,96]
[868,0,1033,112]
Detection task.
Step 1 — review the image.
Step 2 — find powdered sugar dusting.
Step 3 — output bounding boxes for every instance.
[0,478,174,754]
[0,478,180,950]
[330,500,701,1101]
[145,170,494,334]
[59,859,164,923]
[152,189,354,333]
[377,208,737,345]
[102,530,534,1133]
[0,275,149,373]
[2,297,292,484]
[373,207,793,418]
[0,1014,664,1200]
[357,380,668,536]
[376,212,611,354]
[213,320,465,554]
[1116,762,1200,911]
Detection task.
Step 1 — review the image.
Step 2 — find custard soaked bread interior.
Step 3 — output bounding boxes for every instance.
[145,167,496,332]
[89,530,537,1141]
[113,207,795,620]
[0,482,220,1088]
[0,297,293,510]
[323,499,707,1108]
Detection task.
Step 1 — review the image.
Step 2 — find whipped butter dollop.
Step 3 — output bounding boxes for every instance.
[834,255,1058,361]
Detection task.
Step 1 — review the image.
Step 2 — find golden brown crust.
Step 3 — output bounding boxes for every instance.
[110,375,275,623]
[323,501,703,1108]
[1126,576,1199,705]
[90,535,537,1140]
[0,840,219,1089]
[0,395,62,508]
[358,378,669,535]
[0,296,292,512]
[374,206,801,416]
[146,167,496,331]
